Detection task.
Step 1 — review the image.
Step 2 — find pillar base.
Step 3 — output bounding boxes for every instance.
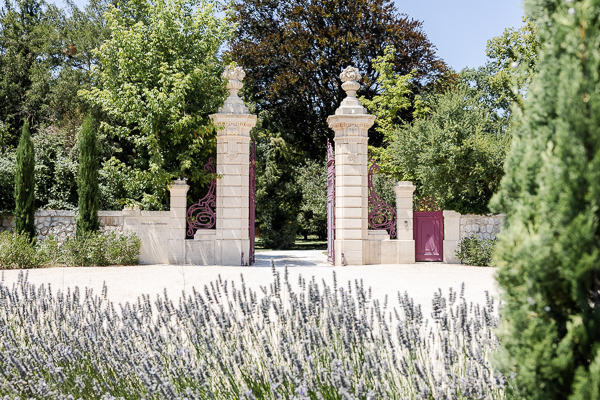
[215,239,249,266]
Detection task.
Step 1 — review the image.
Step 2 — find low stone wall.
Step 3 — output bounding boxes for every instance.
[443,211,505,264]
[0,210,124,242]
[459,214,505,241]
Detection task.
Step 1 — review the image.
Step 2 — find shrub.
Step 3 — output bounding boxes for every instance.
[105,232,141,265]
[0,231,47,269]
[455,235,496,266]
[61,231,109,266]
[61,231,141,267]
[0,231,141,268]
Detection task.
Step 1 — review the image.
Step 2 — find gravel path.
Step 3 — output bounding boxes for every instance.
[0,250,500,317]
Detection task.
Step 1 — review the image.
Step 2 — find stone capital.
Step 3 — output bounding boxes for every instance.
[394,181,416,197]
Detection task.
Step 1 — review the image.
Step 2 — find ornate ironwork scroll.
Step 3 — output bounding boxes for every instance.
[368,159,397,238]
[327,139,335,264]
[249,139,256,266]
[186,158,216,237]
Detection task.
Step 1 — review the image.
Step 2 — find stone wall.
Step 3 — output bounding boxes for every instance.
[459,214,505,241]
[0,210,124,242]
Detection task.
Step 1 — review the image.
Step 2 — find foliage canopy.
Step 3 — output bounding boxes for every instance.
[81,0,232,209]
[229,0,446,159]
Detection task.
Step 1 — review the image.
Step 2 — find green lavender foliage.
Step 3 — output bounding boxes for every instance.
[490,0,600,397]
[0,267,505,399]
[14,121,35,240]
[76,115,99,235]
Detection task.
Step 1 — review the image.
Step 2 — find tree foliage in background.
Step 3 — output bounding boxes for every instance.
[229,0,446,159]
[359,46,414,177]
[486,17,540,112]
[255,132,301,249]
[389,69,511,214]
[81,0,231,209]
[296,159,327,240]
[0,0,60,150]
[76,115,99,235]
[14,121,35,239]
[491,0,600,397]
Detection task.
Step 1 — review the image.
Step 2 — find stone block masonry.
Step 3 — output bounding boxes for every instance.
[459,214,505,240]
[443,212,505,264]
[0,210,124,242]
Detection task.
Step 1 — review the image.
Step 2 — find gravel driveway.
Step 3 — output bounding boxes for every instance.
[0,250,500,317]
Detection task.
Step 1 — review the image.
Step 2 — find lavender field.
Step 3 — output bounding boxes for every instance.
[0,265,505,399]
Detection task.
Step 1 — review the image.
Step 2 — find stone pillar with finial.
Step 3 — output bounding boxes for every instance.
[210,66,257,265]
[327,67,375,266]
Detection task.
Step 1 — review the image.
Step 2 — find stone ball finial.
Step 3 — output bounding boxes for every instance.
[340,66,361,96]
[223,65,246,82]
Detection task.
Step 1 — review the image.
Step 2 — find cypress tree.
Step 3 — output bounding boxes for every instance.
[76,115,100,235]
[14,121,36,240]
[491,0,600,398]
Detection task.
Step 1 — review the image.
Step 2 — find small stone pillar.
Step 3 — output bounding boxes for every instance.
[443,210,461,263]
[210,66,257,266]
[394,181,416,263]
[327,67,375,266]
[168,179,189,264]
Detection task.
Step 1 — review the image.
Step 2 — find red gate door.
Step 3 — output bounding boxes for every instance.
[414,211,443,262]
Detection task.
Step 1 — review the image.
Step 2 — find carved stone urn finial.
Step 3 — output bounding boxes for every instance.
[334,66,367,115]
[219,65,249,114]
[340,66,361,97]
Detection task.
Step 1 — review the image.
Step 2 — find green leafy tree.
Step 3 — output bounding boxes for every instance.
[358,45,415,176]
[390,70,510,214]
[256,133,301,249]
[0,0,62,150]
[296,159,327,240]
[33,128,78,210]
[14,121,35,239]
[81,0,232,209]
[0,150,15,214]
[76,115,99,235]
[486,17,540,112]
[230,0,447,159]
[491,0,600,398]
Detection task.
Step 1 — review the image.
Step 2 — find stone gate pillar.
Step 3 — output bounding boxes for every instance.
[210,66,257,265]
[394,181,416,263]
[327,67,375,266]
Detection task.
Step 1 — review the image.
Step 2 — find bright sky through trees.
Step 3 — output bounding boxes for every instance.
[51,0,525,71]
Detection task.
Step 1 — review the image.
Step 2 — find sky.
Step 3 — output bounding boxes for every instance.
[395,0,526,71]
[53,0,526,72]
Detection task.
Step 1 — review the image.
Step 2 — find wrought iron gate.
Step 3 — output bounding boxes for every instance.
[327,139,335,264]
[249,139,256,265]
[368,159,397,238]
[187,158,216,237]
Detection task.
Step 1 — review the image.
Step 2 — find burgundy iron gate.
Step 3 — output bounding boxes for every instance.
[249,139,256,265]
[414,211,443,262]
[327,139,335,264]
[187,158,216,237]
[368,159,397,238]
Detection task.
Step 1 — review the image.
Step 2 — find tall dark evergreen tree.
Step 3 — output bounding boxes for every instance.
[76,115,99,235]
[14,120,35,239]
[491,0,600,397]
